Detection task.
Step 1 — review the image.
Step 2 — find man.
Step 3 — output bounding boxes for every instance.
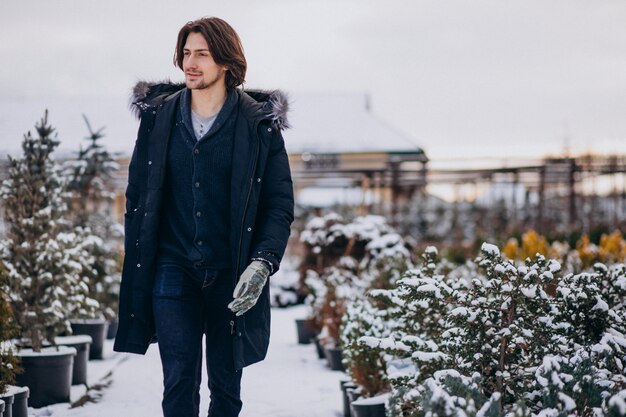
[113,17,294,417]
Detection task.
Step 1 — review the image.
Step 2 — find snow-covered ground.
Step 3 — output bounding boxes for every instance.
[31,305,343,417]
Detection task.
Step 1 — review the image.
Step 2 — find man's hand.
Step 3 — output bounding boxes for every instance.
[228,261,270,316]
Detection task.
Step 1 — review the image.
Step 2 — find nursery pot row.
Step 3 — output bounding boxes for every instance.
[313,336,325,359]
[106,318,119,340]
[55,335,93,385]
[350,395,387,417]
[15,346,76,408]
[341,382,387,417]
[295,319,317,344]
[324,346,345,372]
[0,385,29,417]
[296,318,385,416]
[70,319,108,360]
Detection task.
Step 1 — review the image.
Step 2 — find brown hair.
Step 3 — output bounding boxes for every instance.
[173,17,247,90]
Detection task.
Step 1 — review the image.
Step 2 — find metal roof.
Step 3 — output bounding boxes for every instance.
[282,93,424,155]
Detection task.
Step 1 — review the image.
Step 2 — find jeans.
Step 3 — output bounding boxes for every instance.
[152,263,243,417]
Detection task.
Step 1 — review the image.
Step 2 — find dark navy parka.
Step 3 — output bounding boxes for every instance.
[113,81,294,370]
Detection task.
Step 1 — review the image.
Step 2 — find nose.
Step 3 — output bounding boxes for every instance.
[185,54,197,70]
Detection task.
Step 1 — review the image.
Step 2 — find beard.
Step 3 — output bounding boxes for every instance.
[186,69,225,91]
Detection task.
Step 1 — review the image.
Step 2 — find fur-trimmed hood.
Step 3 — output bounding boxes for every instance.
[129,80,290,130]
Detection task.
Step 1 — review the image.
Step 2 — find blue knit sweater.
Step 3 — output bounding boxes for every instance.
[157,88,238,269]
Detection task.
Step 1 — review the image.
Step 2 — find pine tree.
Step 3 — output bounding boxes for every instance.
[0,263,21,394]
[340,297,391,397]
[359,241,625,416]
[368,247,456,415]
[65,115,119,227]
[0,111,98,351]
[64,115,123,320]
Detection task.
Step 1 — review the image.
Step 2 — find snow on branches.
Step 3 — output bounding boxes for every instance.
[0,112,99,351]
[339,240,626,416]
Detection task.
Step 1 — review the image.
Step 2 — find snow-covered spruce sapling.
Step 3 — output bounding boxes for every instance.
[368,247,456,415]
[303,269,326,336]
[530,347,626,417]
[298,213,350,315]
[340,297,391,398]
[306,215,407,347]
[0,111,98,351]
[0,264,21,394]
[594,262,626,313]
[64,115,119,228]
[318,256,362,347]
[64,115,123,320]
[299,212,345,278]
[417,371,503,417]
[526,261,626,415]
[441,244,563,405]
[360,231,413,291]
[552,270,615,351]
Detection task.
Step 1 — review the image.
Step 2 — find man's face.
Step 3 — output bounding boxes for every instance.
[182,32,227,91]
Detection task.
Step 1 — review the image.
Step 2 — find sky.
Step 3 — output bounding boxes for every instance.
[1,0,625,162]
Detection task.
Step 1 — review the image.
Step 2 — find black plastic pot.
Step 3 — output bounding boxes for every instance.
[295,319,316,344]
[0,387,13,417]
[313,336,325,359]
[70,319,108,360]
[346,388,361,417]
[351,402,386,417]
[324,346,345,371]
[8,386,28,417]
[340,380,358,417]
[16,347,76,408]
[106,318,119,340]
[55,335,92,385]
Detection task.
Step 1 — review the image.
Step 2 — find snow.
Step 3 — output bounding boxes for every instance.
[29,305,345,417]
[480,243,500,257]
[54,335,93,345]
[351,392,390,406]
[608,390,626,415]
[17,346,77,358]
[591,296,609,312]
[433,369,461,379]
[521,285,537,298]
[285,94,422,154]
[558,392,576,411]
[411,351,447,362]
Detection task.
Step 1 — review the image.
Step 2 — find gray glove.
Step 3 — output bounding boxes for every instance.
[228,261,270,316]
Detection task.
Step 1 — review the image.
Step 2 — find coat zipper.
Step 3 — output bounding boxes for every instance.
[232,120,261,335]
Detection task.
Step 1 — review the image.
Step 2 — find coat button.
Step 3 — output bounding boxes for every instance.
[267,127,272,132]
[196,211,202,217]
[137,263,141,268]
[247,227,252,232]
[148,160,152,165]
[238,332,242,337]
[197,240,203,246]
[257,177,261,182]
[194,149,200,155]
[195,182,200,188]
[131,313,135,318]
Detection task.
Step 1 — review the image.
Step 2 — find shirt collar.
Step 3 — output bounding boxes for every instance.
[180,87,238,131]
